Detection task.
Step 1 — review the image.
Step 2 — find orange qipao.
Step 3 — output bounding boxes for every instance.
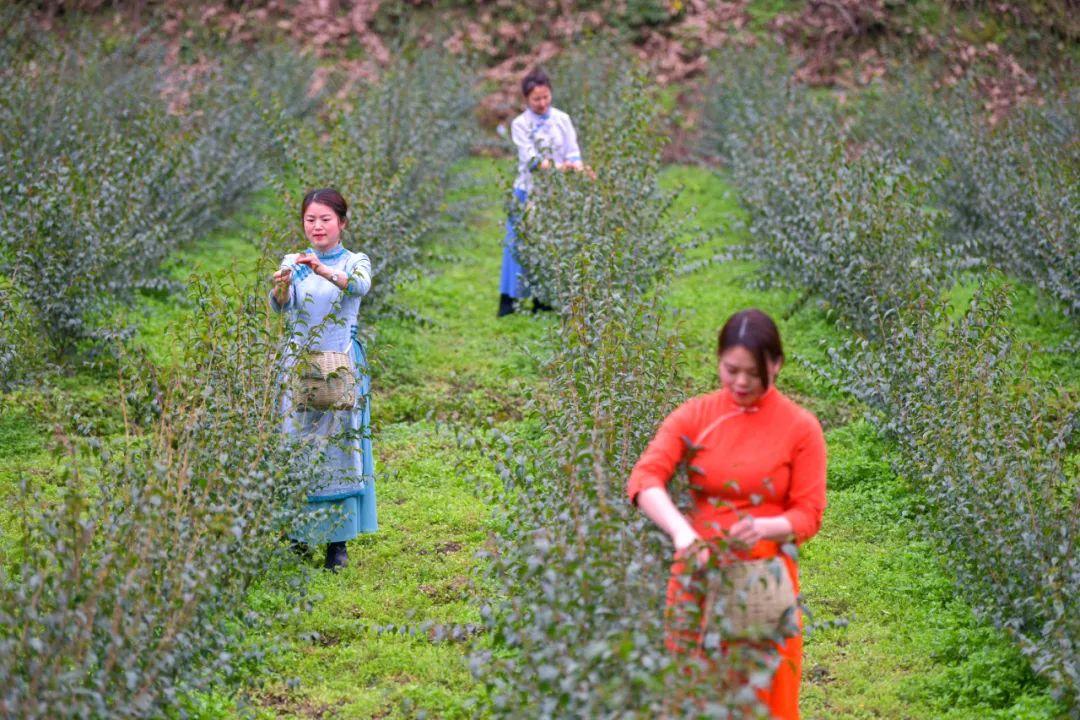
[627,385,827,720]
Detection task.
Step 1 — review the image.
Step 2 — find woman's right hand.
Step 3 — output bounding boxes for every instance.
[674,531,710,568]
[271,268,292,302]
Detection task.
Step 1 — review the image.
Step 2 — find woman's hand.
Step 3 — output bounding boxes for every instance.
[539,158,553,171]
[728,516,762,549]
[674,531,711,568]
[294,254,324,274]
[271,267,292,304]
[295,253,348,289]
[557,161,596,180]
[728,515,794,548]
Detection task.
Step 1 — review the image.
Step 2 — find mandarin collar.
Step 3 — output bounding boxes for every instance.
[719,384,778,411]
[312,244,346,261]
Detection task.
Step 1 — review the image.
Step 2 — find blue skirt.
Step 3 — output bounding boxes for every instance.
[293,337,377,544]
[499,188,530,298]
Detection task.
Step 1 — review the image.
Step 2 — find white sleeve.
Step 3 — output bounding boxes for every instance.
[346,252,372,297]
[511,117,540,170]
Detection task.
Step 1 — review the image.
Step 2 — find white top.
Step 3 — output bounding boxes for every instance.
[511,107,582,192]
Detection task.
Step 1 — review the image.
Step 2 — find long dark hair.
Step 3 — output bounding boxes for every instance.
[717,309,784,388]
[300,188,348,224]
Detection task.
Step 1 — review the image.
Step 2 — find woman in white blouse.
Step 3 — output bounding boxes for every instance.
[498,68,586,317]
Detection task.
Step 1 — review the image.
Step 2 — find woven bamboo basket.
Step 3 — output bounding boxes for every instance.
[294,351,356,411]
[719,557,798,640]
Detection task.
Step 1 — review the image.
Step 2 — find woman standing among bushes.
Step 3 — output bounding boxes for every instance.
[270,188,377,571]
[627,309,826,718]
[498,67,587,317]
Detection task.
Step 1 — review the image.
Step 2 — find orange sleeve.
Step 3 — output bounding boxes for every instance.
[782,413,827,543]
[627,400,698,504]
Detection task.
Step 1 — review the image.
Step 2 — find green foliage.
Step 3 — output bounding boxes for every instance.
[830,288,1079,706]
[515,72,682,311]
[270,48,477,320]
[859,83,1080,316]
[0,39,477,718]
[703,47,946,337]
[0,276,321,718]
[702,50,1079,709]
[0,29,315,379]
[471,53,785,718]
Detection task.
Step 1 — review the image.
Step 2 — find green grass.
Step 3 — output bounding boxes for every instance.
[1,158,1066,719]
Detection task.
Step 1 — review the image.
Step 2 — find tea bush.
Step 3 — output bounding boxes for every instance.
[470,59,787,719]
[830,287,1078,707]
[702,53,1078,709]
[0,30,314,378]
[702,48,945,337]
[514,73,682,311]
[0,276,322,718]
[858,82,1080,316]
[0,37,476,718]
[271,48,477,319]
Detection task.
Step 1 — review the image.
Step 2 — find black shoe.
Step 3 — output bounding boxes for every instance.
[498,293,516,317]
[531,298,554,313]
[324,541,348,571]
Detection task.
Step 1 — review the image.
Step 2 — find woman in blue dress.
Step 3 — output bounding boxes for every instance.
[270,188,376,571]
[499,67,587,317]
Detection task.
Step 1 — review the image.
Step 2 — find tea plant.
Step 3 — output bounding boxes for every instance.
[0,275,323,718]
[702,49,945,337]
[470,57,782,718]
[0,38,479,717]
[828,287,1079,707]
[513,72,683,311]
[271,48,477,319]
[702,52,1079,709]
[858,81,1080,316]
[0,30,314,376]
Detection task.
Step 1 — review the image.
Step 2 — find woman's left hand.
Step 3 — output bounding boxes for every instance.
[728,516,763,549]
[729,515,794,548]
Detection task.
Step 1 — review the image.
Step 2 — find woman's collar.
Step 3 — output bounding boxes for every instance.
[312,243,346,261]
[719,384,779,410]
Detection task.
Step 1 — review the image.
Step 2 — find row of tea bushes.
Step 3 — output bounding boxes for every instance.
[269,48,477,322]
[0,25,315,385]
[0,279,323,719]
[858,84,1079,316]
[0,44,477,719]
[469,61,781,718]
[829,286,1079,708]
[702,49,1078,711]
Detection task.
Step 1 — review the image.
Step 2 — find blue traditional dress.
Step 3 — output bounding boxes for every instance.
[269,244,376,542]
[500,106,582,298]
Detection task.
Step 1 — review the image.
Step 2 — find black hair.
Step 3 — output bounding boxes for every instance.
[521,67,551,98]
[717,309,784,389]
[300,188,348,225]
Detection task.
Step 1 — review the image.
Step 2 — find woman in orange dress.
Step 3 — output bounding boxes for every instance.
[627,308,827,719]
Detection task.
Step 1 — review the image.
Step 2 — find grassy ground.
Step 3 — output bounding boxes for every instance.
[0,158,1064,719]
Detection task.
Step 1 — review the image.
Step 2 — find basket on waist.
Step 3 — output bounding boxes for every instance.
[294,350,356,411]
[716,557,798,640]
